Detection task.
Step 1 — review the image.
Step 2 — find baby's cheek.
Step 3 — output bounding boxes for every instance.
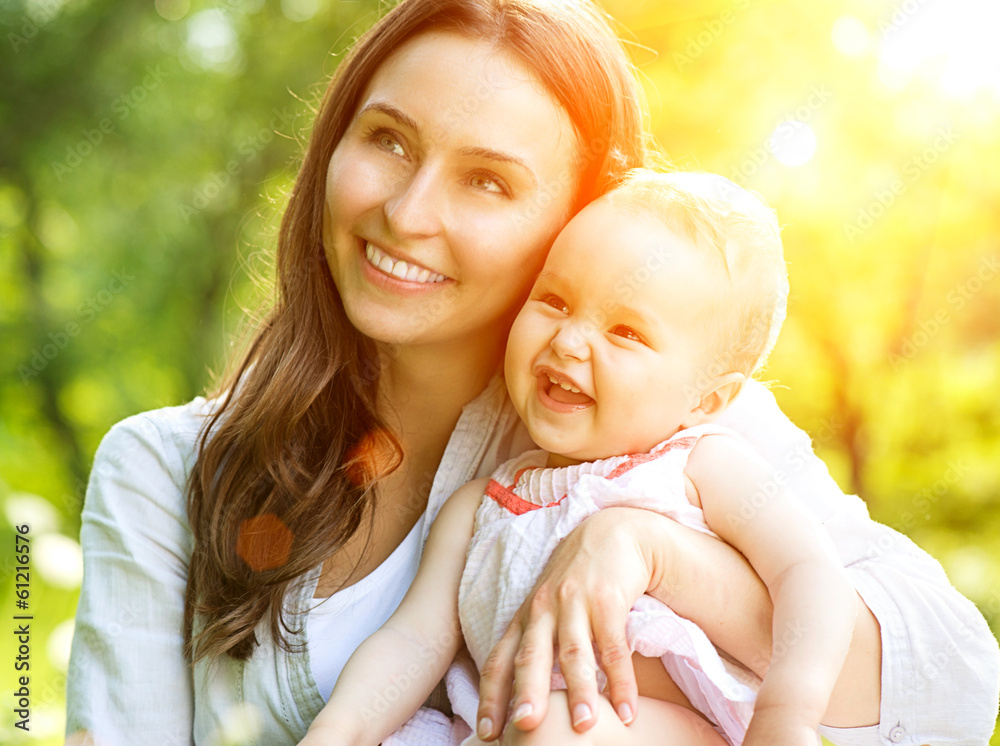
[621,380,667,435]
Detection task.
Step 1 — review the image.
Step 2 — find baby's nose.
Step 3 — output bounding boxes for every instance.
[550,323,591,361]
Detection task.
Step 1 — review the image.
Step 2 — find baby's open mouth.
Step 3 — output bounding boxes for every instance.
[543,373,594,406]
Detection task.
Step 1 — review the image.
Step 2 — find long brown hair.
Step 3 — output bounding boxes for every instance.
[185,0,648,663]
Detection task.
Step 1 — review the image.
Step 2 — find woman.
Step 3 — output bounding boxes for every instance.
[66,0,998,744]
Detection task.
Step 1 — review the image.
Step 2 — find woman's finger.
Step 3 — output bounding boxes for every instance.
[554,596,601,732]
[591,598,638,726]
[507,602,556,732]
[476,625,520,741]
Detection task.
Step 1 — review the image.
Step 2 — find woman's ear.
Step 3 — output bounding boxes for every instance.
[685,372,745,426]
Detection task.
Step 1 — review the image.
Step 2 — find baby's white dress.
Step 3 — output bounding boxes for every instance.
[388,424,758,745]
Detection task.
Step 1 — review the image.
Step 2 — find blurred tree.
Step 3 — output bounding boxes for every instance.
[2,0,998,742]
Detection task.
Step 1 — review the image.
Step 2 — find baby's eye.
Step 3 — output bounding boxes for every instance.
[540,294,569,314]
[610,325,646,344]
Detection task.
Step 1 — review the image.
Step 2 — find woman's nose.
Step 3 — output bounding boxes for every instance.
[550,322,591,361]
[383,164,445,240]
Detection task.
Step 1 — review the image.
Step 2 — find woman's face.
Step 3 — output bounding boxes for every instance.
[323,31,581,355]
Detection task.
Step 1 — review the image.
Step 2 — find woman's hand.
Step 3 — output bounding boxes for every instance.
[474,507,776,742]
[474,507,659,740]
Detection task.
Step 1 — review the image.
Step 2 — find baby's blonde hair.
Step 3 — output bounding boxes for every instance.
[606,169,788,377]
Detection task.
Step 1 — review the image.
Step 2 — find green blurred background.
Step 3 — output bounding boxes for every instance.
[1,0,998,742]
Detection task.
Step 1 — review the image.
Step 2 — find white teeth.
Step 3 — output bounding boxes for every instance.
[364,242,447,284]
[546,374,581,394]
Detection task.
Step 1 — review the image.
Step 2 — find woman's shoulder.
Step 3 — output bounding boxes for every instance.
[101,396,216,465]
[86,396,221,523]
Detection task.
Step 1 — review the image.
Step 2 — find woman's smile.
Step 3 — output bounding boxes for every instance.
[363,241,449,285]
[355,239,454,299]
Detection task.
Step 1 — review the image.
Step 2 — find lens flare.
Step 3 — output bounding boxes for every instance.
[237,514,293,572]
[344,427,401,487]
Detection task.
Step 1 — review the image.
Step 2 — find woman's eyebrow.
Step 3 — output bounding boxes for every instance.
[356,101,420,133]
[458,146,537,187]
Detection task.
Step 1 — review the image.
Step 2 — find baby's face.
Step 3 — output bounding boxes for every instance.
[505,197,726,465]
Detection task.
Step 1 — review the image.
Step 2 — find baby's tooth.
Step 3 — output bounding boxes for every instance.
[404,264,422,282]
[365,244,375,261]
[391,261,409,279]
[378,256,394,273]
[417,268,431,283]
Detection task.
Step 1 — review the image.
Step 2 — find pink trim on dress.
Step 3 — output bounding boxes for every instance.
[487,435,700,516]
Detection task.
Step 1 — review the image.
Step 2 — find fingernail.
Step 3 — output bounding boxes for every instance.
[571,703,591,727]
[477,717,493,738]
[512,702,533,723]
[617,702,633,724]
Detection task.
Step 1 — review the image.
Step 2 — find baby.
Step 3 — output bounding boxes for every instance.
[301,170,857,746]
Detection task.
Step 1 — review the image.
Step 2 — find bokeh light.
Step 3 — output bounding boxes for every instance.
[831,16,871,58]
[768,120,818,167]
[33,534,83,589]
[155,0,190,22]
[236,514,294,572]
[344,427,402,487]
[185,9,241,73]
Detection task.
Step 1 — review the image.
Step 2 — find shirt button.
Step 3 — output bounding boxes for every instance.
[888,726,906,743]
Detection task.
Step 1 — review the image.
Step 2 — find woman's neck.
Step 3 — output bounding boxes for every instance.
[377,335,502,458]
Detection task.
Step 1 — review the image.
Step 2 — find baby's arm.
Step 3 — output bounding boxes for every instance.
[685,435,858,745]
[300,477,488,746]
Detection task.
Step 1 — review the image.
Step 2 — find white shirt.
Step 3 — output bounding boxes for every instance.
[307,516,423,700]
[65,377,1000,745]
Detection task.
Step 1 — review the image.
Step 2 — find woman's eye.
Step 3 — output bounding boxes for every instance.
[540,294,569,314]
[610,325,645,344]
[368,128,406,157]
[468,171,509,196]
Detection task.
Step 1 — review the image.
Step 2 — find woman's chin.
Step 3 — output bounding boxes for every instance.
[343,306,430,347]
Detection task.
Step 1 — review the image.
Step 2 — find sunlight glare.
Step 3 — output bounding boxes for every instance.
[832,16,871,58]
[878,0,1000,99]
[768,120,817,167]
